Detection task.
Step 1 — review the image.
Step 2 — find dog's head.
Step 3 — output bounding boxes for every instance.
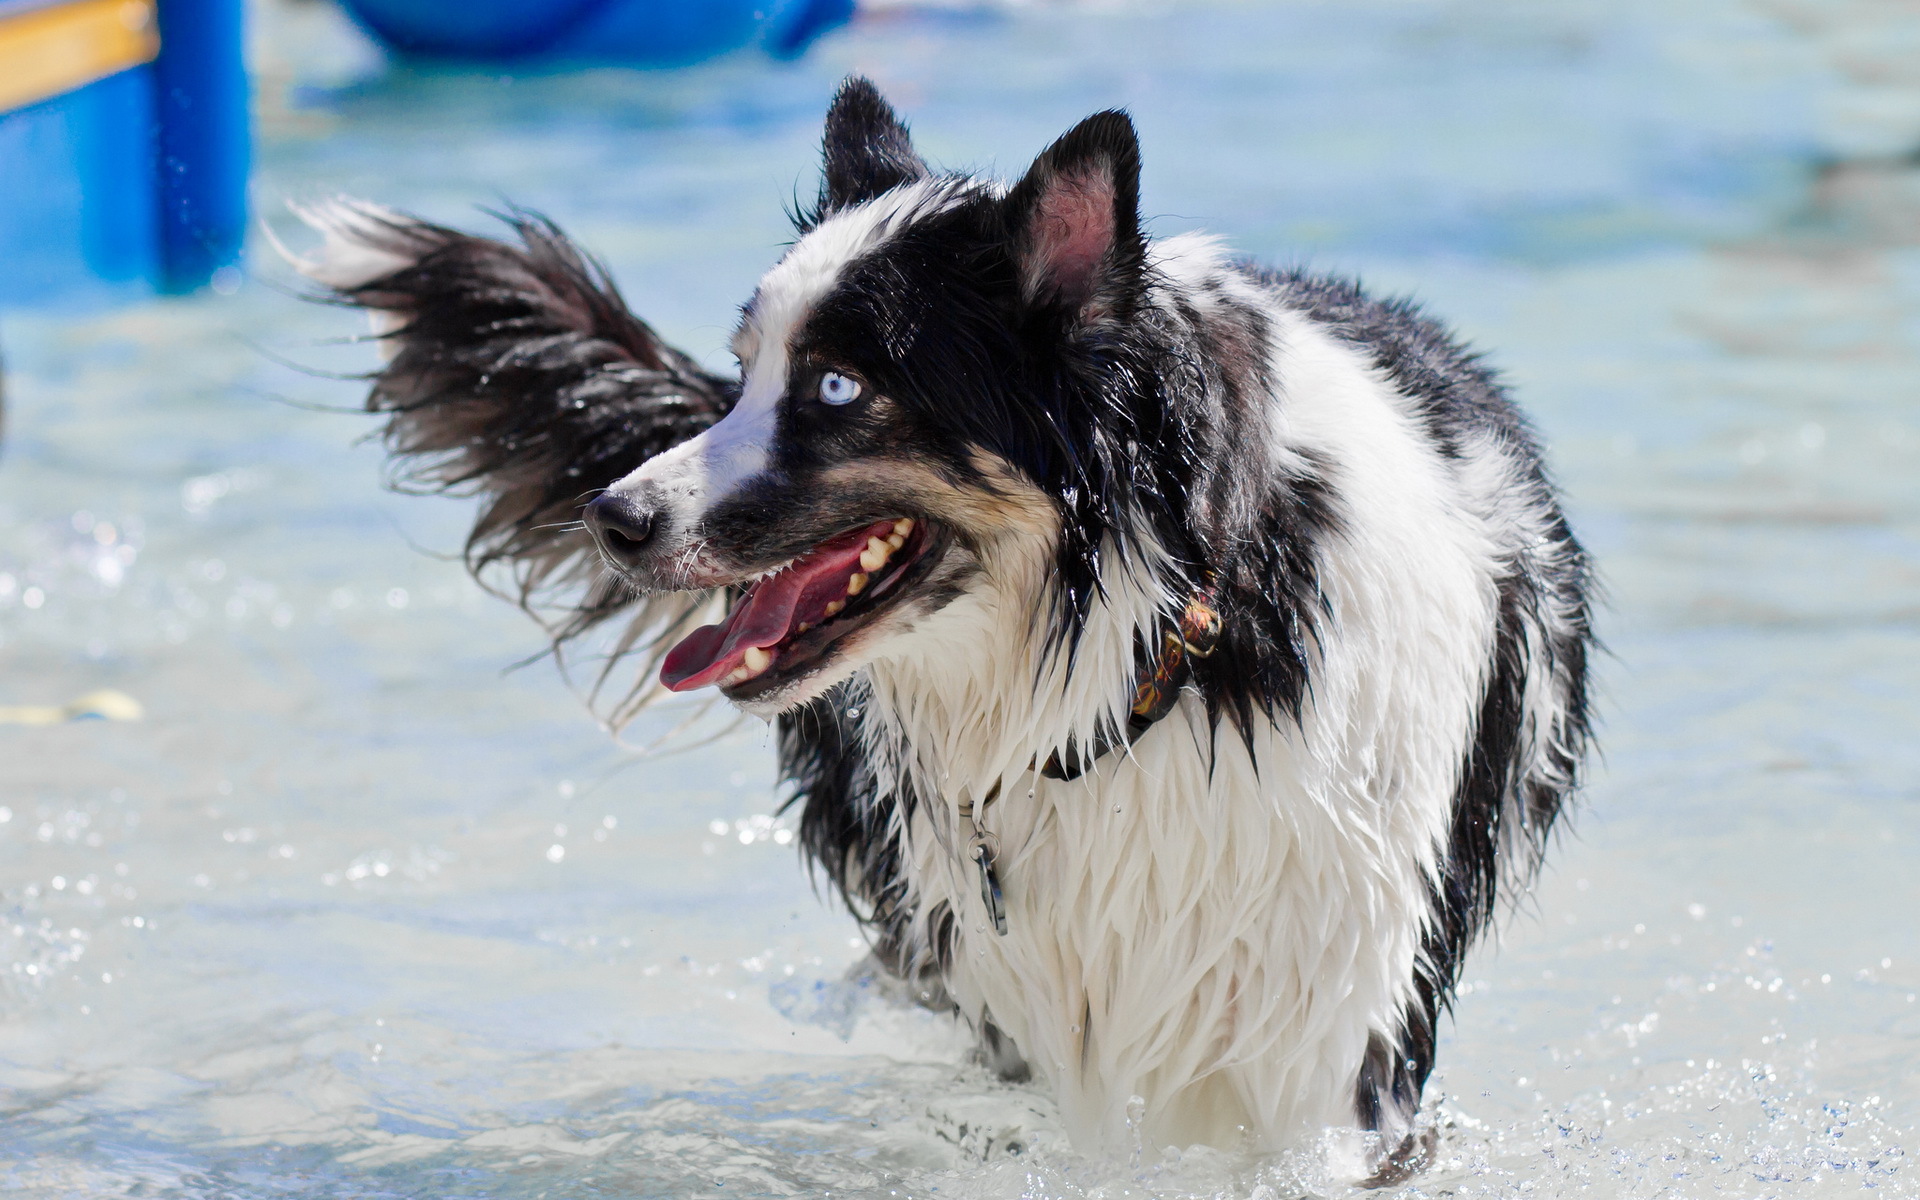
[588,78,1190,714]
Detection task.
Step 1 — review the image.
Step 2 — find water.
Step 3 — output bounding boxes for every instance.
[3,0,1918,1195]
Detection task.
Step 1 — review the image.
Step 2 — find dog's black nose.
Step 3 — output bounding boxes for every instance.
[585,492,658,568]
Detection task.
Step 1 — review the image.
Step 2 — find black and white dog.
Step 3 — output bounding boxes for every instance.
[295,78,1593,1178]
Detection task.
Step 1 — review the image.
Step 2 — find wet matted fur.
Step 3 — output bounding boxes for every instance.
[294,77,1593,1181]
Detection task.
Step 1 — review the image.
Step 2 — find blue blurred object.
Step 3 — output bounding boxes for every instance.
[0,0,251,309]
[336,0,855,65]
[0,68,161,305]
[333,0,601,58]
[152,0,251,293]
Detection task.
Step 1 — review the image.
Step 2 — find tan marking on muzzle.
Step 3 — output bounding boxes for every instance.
[812,453,1059,553]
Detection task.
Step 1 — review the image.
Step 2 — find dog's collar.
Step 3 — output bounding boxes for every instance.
[963,588,1223,939]
[1039,589,1223,782]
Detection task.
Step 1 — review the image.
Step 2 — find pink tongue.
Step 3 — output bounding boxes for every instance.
[660,521,895,692]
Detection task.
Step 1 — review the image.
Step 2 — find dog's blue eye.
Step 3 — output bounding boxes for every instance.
[818,372,862,406]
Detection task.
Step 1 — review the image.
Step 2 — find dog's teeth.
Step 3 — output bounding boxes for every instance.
[886,534,905,550]
[893,518,914,537]
[847,572,868,595]
[724,666,751,685]
[742,646,772,674]
[795,622,810,634]
[860,538,889,572]
[824,598,846,616]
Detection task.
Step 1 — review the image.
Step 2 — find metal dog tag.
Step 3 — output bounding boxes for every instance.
[972,839,1007,937]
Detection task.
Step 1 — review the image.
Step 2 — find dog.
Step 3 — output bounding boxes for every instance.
[292,77,1594,1179]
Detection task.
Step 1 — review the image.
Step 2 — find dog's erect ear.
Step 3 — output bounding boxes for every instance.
[1004,111,1145,321]
[817,77,928,219]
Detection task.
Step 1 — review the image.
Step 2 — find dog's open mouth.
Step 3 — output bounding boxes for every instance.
[660,517,939,698]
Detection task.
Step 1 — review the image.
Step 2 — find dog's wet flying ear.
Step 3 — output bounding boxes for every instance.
[814,76,928,222]
[289,200,736,726]
[1004,111,1146,322]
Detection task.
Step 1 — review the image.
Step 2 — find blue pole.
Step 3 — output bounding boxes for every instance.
[151,0,249,293]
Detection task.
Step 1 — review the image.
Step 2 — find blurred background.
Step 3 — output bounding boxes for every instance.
[2,1,1918,1196]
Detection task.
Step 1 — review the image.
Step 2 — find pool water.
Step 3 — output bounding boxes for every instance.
[3,0,1918,1196]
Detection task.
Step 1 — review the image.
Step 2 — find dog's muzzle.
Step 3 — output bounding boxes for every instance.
[584,491,659,571]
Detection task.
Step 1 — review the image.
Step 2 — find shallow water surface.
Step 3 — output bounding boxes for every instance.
[3,1,1918,1196]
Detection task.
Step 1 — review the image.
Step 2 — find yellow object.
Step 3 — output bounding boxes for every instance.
[0,689,144,726]
[0,0,159,114]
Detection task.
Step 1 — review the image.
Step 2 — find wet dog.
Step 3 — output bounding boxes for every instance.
[294,77,1594,1179]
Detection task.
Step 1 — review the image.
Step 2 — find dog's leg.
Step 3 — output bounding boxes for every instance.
[975,1014,1031,1084]
[1358,1125,1438,1189]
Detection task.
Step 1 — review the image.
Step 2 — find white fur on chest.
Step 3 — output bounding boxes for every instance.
[861,306,1503,1154]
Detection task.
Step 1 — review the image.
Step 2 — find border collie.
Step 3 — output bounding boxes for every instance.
[293,78,1594,1180]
